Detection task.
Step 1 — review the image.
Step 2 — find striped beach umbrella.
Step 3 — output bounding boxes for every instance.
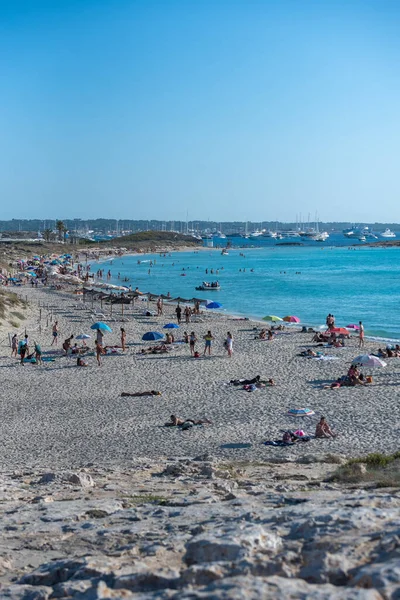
[287,408,315,417]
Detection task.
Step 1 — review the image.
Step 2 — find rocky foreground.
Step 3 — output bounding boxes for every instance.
[0,455,399,599]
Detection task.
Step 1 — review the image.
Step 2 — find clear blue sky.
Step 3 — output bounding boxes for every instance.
[1,0,400,223]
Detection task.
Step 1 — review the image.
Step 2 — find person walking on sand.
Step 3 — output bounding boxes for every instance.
[359,321,365,348]
[95,340,104,366]
[120,327,126,351]
[11,333,18,357]
[175,303,182,324]
[51,321,59,346]
[225,331,233,357]
[203,330,214,356]
[157,297,163,316]
[96,329,104,346]
[189,331,197,355]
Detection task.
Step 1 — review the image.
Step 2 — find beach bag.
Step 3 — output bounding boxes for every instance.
[366,375,373,384]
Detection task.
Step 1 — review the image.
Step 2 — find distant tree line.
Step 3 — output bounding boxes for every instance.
[0,219,398,234]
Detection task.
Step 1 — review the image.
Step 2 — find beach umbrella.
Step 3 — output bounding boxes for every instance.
[27,272,37,277]
[163,323,179,329]
[90,322,112,333]
[352,355,387,368]
[263,315,283,322]
[346,324,360,330]
[330,327,349,335]
[76,334,91,340]
[206,301,223,309]
[142,331,164,341]
[283,315,300,323]
[287,408,315,417]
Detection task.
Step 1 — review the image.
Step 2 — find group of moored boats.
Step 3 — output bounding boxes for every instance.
[343,226,396,241]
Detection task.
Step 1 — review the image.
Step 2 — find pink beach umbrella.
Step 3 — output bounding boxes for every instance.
[283,316,300,323]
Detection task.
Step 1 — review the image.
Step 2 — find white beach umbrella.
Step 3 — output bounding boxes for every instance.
[352,355,387,368]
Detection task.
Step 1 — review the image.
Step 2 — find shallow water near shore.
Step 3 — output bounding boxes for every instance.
[98,245,400,340]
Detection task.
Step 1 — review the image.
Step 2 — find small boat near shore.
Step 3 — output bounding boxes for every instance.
[195,281,221,291]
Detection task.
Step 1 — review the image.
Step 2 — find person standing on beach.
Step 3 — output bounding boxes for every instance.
[359,321,365,348]
[51,321,59,346]
[120,327,126,351]
[11,333,18,357]
[34,341,42,365]
[184,305,191,324]
[175,304,182,324]
[96,329,104,346]
[189,331,197,355]
[225,332,233,357]
[203,330,214,356]
[95,340,104,366]
[157,297,163,316]
[19,339,27,365]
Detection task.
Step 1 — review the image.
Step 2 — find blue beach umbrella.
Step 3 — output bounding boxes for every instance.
[163,323,179,329]
[91,322,112,333]
[142,331,164,341]
[206,301,222,309]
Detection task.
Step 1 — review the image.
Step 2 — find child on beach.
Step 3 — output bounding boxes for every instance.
[203,331,214,356]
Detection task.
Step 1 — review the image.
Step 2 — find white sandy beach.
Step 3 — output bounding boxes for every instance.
[0,283,399,471]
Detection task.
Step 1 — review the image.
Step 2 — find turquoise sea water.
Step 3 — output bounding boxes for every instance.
[97,242,400,340]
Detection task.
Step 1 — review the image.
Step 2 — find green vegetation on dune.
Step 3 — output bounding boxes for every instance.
[0,289,27,326]
[98,231,201,247]
[329,452,400,487]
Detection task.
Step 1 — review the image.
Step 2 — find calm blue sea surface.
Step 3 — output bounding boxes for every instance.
[97,237,400,340]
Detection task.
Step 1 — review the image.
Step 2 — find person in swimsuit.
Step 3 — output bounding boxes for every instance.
[120,327,126,351]
[165,415,212,426]
[11,334,18,357]
[359,321,365,348]
[203,330,214,356]
[189,331,197,355]
[225,332,233,357]
[51,321,59,346]
[34,341,42,365]
[315,416,337,438]
[95,340,104,366]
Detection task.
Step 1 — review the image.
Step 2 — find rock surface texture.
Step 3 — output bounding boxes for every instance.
[0,457,398,598]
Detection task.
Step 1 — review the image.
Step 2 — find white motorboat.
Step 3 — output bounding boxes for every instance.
[195,282,221,291]
[249,229,265,238]
[380,228,396,238]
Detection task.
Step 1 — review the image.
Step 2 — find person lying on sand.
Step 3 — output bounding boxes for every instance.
[231,376,275,386]
[77,357,88,367]
[315,416,337,438]
[300,349,321,357]
[121,391,161,397]
[164,414,212,427]
[139,344,169,355]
